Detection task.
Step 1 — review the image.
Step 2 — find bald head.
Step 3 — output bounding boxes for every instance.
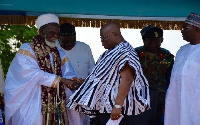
[100,21,124,49]
[101,21,121,35]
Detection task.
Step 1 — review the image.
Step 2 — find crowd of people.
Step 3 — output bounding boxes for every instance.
[0,12,200,125]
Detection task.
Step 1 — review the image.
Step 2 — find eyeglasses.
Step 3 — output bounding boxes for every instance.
[100,32,114,40]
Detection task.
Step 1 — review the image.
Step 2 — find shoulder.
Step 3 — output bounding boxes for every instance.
[160,48,173,54]
[160,48,171,53]
[134,46,145,53]
[14,43,37,60]
[175,44,191,56]
[76,41,89,47]
[160,48,174,58]
[179,43,190,50]
[19,43,35,54]
[76,41,92,51]
[119,41,133,51]
[135,46,144,50]
[20,43,31,49]
[118,42,138,57]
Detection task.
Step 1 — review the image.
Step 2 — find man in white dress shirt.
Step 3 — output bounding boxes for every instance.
[56,23,95,125]
[4,14,80,125]
[165,12,200,125]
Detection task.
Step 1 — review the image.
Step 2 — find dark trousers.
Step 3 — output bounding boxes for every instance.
[130,89,163,125]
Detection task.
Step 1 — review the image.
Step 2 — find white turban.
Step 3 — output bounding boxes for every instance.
[35,13,59,29]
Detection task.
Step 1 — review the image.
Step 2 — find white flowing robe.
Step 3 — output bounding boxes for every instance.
[56,41,95,125]
[4,43,76,125]
[165,43,200,125]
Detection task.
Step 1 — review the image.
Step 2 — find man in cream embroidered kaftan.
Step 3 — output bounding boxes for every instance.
[164,44,200,125]
[4,42,76,125]
[165,12,200,125]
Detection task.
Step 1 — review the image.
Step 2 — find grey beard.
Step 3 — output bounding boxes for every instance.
[45,39,56,48]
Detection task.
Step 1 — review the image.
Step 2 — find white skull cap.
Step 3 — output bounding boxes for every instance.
[36,13,59,29]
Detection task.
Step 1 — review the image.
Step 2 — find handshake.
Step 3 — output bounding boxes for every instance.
[60,77,84,90]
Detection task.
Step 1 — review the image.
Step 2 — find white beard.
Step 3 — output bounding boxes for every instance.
[45,39,56,48]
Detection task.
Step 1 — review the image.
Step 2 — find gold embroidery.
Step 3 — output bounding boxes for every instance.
[51,76,61,88]
[61,57,69,66]
[30,36,68,124]
[154,32,158,37]
[18,49,36,60]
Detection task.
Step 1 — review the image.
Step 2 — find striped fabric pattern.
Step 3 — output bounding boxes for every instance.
[185,12,200,28]
[67,41,150,115]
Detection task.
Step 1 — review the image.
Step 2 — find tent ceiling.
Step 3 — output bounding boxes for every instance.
[0,0,200,30]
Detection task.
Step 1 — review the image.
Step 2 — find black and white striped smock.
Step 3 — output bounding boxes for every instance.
[67,41,150,115]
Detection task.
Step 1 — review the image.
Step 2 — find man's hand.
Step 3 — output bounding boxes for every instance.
[70,81,81,90]
[60,78,81,90]
[111,62,134,120]
[110,106,122,120]
[72,77,84,85]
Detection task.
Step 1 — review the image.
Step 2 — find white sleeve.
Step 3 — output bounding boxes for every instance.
[87,46,95,74]
[6,43,60,89]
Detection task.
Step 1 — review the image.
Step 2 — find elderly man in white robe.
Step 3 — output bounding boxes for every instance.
[56,23,95,125]
[4,13,81,125]
[165,12,200,125]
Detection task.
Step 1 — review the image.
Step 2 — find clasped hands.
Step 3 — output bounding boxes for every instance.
[60,77,84,90]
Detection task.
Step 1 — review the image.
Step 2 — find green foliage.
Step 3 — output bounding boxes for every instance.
[0,25,38,78]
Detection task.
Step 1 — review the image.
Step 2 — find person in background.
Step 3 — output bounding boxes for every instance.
[67,21,150,125]
[134,26,174,125]
[165,12,200,125]
[0,60,5,125]
[56,23,95,125]
[4,13,81,125]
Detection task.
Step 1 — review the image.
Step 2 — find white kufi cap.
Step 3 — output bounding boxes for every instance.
[36,13,59,29]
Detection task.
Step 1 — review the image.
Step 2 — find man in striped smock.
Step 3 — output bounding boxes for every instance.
[67,21,150,125]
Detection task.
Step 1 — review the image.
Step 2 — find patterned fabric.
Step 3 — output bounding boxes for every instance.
[135,46,174,122]
[140,26,163,38]
[67,41,150,116]
[185,12,200,28]
[31,35,68,125]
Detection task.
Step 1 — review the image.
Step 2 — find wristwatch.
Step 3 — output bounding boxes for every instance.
[114,104,122,109]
